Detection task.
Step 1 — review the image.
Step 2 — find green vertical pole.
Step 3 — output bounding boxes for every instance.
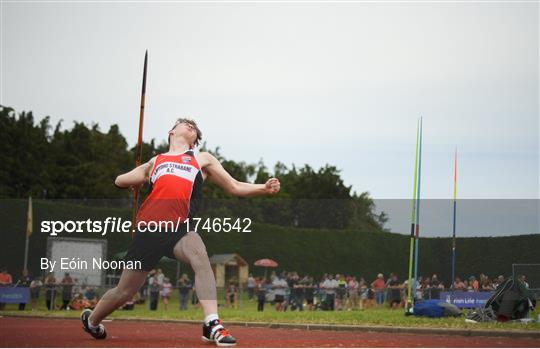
[406,119,421,309]
[413,117,423,300]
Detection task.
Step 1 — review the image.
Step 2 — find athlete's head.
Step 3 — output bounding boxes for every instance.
[168,118,202,148]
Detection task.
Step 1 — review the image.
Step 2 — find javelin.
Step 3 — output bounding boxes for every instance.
[406,118,421,309]
[451,148,458,298]
[131,50,148,238]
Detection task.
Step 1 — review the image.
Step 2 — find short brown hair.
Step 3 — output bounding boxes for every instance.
[168,118,202,147]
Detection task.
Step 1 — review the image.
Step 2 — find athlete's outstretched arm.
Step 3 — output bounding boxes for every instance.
[115,157,155,189]
[200,152,280,197]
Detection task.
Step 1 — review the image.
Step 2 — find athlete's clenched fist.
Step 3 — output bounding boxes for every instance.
[265,178,281,194]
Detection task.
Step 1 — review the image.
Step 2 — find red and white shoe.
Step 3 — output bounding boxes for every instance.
[202,319,237,347]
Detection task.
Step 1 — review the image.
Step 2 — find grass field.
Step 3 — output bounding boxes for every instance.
[1,291,538,332]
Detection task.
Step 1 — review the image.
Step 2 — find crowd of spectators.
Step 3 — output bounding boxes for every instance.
[0,268,101,311]
[0,267,201,312]
[246,271,531,312]
[38,272,100,311]
[0,266,533,313]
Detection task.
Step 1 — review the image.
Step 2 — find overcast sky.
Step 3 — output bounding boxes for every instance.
[2,1,538,215]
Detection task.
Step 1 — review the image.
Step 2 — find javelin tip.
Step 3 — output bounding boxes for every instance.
[141,50,148,94]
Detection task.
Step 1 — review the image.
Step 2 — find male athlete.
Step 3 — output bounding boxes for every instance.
[81,118,280,346]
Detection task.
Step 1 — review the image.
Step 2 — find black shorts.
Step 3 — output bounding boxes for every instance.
[274,295,285,303]
[124,226,188,271]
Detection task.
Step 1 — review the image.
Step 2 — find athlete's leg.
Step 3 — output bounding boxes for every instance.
[174,231,237,346]
[173,231,217,316]
[89,270,148,325]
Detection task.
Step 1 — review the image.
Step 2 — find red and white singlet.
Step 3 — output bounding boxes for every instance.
[136,150,203,229]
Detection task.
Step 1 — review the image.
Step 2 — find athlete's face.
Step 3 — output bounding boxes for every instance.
[169,122,197,146]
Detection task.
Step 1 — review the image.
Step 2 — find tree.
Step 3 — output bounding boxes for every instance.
[0,106,51,198]
[1,105,387,232]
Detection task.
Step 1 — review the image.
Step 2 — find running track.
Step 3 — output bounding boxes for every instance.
[1,317,539,347]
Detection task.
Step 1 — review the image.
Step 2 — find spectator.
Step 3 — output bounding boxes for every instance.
[148,278,160,311]
[321,274,338,311]
[371,273,386,306]
[302,275,316,311]
[430,274,444,299]
[156,269,165,286]
[387,274,401,309]
[453,277,466,291]
[17,269,32,310]
[69,293,86,311]
[272,274,288,311]
[191,285,200,309]
[0,267,13,286]
[385,273,395,289]
[518,275,529,288]
[44,273,57,310]
[285,272,294,311]
[415,277,424,300]
[161,277,172,310]
[294,276,305,311]
[247,274,255,300]
[469,276,479,291]
[84,286,99,308]
[401,280,409,308]
[336,274,347,311]
[421,276,431,299]
[226,281,238,309]
[346,276,359,311]
[178,274,192,311]
[289,272,303,311]
[29,277,43,311]
[0,267,13,310]
[359,278,369,310]
[255,277,266,312]
[493,275,505,289]
[480,274,494,292]
[317,275,326,307]
[147,269,156,284]
[61,273,74,310]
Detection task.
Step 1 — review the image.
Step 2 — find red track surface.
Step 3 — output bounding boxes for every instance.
[1,317,539,348]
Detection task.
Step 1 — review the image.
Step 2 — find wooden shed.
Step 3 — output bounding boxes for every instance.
[209,253,249,288]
